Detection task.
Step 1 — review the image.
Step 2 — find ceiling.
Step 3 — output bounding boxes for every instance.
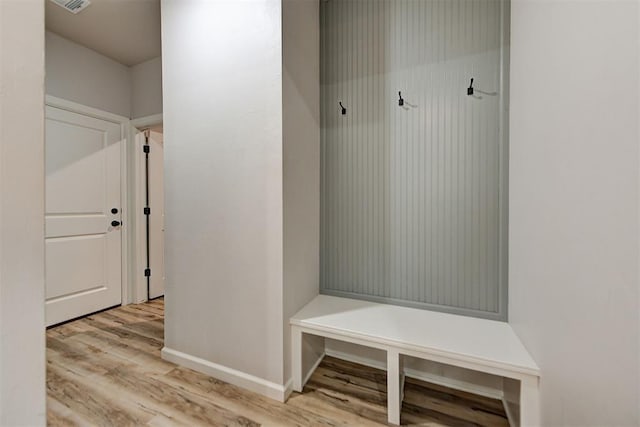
[45,0,161,67]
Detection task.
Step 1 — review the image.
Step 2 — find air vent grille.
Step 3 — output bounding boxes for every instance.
[50,0,91,14]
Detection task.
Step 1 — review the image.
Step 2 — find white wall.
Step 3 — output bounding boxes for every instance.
[46,32,163,119]
[509,0,639,425]
[282,0,322,385]
[131,56,163,119]
[161,0,285,390]
[46,31,131,117]
[0,0,46,424]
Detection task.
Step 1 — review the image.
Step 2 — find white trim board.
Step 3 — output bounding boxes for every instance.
[161,347,290,402]
[131,113,163,128]
[282,378,293,402]
[46,95,130,124]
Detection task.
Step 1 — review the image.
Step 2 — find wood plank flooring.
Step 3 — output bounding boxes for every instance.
[47,299,509,426]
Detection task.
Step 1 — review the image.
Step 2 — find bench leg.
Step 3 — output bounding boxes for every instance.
[292,326,303,392]
[387,349,402,425]
[520,376,541,426]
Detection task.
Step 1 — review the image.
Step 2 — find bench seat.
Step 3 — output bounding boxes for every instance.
[290,295,540,425]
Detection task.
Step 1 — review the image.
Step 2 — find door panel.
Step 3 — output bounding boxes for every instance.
[45,235,106,300]
[45,106,123,326]
[46,121,106,213]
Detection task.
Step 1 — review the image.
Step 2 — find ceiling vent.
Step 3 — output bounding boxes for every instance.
[49,0,91,14]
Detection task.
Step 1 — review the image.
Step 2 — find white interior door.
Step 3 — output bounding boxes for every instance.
[45,106,123,326]
[148,128,165,299]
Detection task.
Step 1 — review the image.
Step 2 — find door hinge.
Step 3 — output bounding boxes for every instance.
[143,144,150,154]
[144,268,151,277]
[144,207,151,215]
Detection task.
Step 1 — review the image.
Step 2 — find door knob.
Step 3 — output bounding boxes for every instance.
[111,220,121,227]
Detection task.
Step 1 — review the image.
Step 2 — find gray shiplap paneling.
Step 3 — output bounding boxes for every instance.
[320,0,509,320]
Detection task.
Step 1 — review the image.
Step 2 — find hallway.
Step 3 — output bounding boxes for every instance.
[46,299,508,426]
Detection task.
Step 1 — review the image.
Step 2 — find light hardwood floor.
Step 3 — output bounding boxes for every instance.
[47,299,509,426]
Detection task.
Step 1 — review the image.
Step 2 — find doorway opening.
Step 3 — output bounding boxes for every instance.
[132,121,165,302]
[44,0,164,327]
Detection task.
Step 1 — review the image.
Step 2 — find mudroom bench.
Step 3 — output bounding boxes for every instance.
[291,295,540,426]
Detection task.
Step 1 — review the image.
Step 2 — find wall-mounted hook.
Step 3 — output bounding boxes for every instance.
[467,78,474,96]
[339,101,347,115]
[398,91,404,106]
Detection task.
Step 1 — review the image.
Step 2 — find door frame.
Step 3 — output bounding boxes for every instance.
[130,113,163,303]
[45,95,133,307]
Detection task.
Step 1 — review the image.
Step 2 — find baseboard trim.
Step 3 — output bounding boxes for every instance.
[282,378,294,401]
[325,348,503,400]
[161,347,289,402]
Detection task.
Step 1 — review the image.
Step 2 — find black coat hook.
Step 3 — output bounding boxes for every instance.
[339,101,346,115]
[398,91,404,106]
[467,78,474,96]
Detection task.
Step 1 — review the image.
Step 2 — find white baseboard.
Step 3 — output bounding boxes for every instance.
[282,378,293,401]
[161,347,289,402]
[325,348,503,400]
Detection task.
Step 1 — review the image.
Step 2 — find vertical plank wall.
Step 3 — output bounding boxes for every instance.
[320,0,509,319]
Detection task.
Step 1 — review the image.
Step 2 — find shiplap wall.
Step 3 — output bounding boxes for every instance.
[319,0,509,320]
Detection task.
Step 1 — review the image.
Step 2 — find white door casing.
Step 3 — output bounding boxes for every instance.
[148,128,165,299]
[45,106,123,326]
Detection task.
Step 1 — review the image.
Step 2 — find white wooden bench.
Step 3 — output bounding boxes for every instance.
[291,295,540,426]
